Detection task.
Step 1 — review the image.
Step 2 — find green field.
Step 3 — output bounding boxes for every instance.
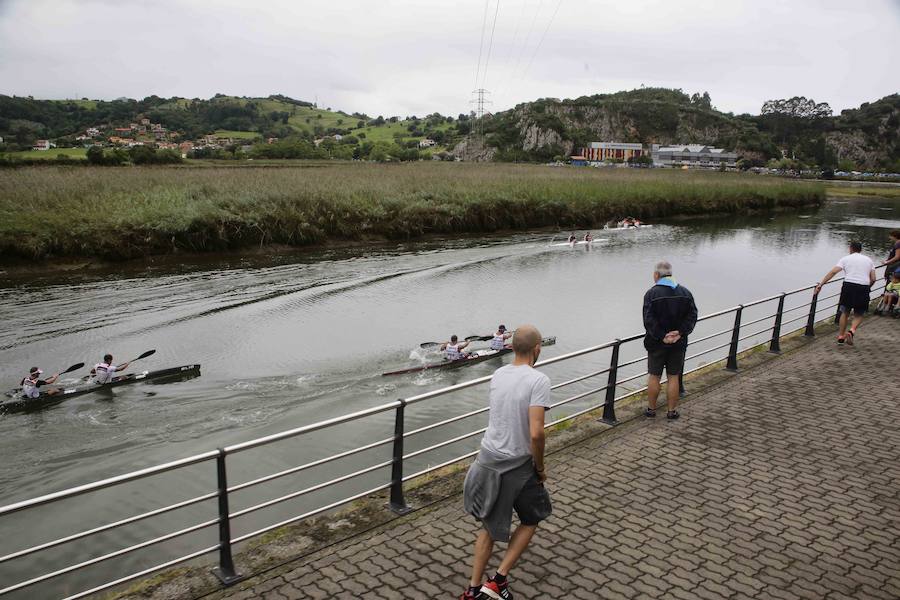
[0,164,824,261]
[4,148,87,160]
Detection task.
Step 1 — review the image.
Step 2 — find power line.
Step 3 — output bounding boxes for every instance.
[498,0,526,78]
[479,0,502,89]
[497,0,543,103]
[473,0,491,89]
[520,0,564,84]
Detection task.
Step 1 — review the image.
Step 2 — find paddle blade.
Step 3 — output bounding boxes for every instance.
[61,362,85,375]
[135,349,156,361]
[464,335,483,342]
[420,342,440,349]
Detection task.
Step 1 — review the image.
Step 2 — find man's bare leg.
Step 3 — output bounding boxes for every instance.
[666,375,680,412]
[850,314,864,334]
[469,529,494,587]
[647,374,661,411]
[496,524,537,576]
[838,311,849,338]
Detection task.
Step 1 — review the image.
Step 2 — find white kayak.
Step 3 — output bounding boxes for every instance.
[603,224,654,233]
[550,239,608,247]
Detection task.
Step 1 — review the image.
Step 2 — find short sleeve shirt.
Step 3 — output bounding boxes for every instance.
[481,364,552,459]
[94,364,118,384]
[836,253,875,285]
[889,241,900,262]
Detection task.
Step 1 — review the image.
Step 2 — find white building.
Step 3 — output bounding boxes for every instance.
[651,144,738,168]
[418,138,436,148]
[582,141,643,162]
[33,140,53,151]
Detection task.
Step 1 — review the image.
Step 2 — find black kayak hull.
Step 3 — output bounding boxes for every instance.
[1,364,201,414]
[382,337,556,376]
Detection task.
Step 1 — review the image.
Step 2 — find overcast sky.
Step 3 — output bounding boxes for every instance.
[1,0,898,118]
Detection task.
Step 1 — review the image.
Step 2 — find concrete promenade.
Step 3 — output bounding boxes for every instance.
[210,317,900,599]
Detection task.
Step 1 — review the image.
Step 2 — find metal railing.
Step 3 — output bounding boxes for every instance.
[0,267,887,599]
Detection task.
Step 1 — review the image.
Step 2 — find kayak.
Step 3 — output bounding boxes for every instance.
[1,364,201,414]
[550,239,607,247]
[382,337,556,376]
[604,224,653,233]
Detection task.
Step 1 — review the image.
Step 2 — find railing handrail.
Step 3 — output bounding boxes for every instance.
[0,271,864,514]
[0,267,886,599]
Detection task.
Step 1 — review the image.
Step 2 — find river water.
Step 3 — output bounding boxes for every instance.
[0,195,897,597]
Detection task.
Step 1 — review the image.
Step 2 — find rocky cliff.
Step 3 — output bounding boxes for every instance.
[454,88,899,170]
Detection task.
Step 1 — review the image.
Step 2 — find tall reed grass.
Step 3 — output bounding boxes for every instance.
[0,163,824,260]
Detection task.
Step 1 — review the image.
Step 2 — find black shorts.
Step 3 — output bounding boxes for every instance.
[838,282,871,315]
[647,345,686,377]
[513,473,552,526]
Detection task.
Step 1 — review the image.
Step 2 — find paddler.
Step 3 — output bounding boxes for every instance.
[441,335,471,361]
[91,353,130,384]
[20,367,60,398]
[584,232,593,243]
[489,325,513,351]
[568,233,577,244]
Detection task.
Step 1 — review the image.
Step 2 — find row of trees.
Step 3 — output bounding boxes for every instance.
[249,137,428,162]
[86,145,182,166]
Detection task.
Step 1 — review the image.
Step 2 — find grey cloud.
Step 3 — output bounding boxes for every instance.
[0,0,897,118]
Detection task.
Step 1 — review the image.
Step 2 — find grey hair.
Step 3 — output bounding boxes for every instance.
[655,261,673,277]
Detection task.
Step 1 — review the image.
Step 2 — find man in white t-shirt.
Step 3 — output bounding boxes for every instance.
[815,241,876,345]
[461,325,552,600]
[91,353,131,384]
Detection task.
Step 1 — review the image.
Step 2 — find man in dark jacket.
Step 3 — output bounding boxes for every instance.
[643,261,698,420]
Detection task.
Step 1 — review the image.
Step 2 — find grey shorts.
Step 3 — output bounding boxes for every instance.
[647,345,686,377]
[514,472,552,526]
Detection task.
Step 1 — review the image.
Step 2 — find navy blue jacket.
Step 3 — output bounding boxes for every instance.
[643,281,698,350]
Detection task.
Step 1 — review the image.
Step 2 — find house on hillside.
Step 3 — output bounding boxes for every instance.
[114,127,132,136]
[33,140,53,151]
[140,118,151,126]
[651,144,737,168]
[418,138,436,148]
[581,142,643,163]
[86,127,101,137]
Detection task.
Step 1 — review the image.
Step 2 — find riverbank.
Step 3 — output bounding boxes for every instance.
[0,163,824,261]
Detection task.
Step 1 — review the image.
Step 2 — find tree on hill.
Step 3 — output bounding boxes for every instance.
[760,97,832,120]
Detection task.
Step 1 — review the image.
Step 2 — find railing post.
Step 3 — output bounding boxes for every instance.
[725,305,743,372]
[805,287,819,337]
[600,340,620,425]
[211,449,242,586]
[388,399,412,515]
[769,293,786,354]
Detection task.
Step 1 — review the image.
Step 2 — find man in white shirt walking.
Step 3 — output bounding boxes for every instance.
[460,325,552,600]
[815,241,876,345]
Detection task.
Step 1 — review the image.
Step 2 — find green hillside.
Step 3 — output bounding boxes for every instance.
[1,89,896,170]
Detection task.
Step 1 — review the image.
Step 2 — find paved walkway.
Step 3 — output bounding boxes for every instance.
[213,318,900,599]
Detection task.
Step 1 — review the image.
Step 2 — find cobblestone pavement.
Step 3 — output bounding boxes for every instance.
[215,318,900,599]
